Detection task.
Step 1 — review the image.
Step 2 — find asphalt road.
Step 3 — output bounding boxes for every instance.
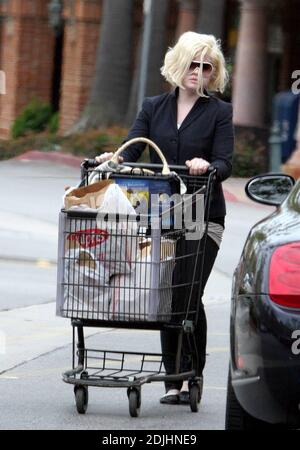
[0,159,274,430]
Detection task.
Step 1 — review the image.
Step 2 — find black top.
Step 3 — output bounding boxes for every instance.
[121,88,234,220]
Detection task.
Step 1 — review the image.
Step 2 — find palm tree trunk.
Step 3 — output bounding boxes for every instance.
[70,0,134,132]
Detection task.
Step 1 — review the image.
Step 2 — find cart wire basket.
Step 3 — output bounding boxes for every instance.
[56,137,216,417]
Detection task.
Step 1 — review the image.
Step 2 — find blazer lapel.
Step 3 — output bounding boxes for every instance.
[179,95,211,133]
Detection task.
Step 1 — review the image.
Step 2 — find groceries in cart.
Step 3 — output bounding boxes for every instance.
[85,137,186,228]
[64,179,113,210]
[58,181,176,321]
[109,238,176,322]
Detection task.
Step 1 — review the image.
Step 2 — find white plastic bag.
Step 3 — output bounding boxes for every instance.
[109,240,175,322]
[63,249,111,320]
[96,184,139,275]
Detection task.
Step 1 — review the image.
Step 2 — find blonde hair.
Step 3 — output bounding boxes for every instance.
[161,31,228,97]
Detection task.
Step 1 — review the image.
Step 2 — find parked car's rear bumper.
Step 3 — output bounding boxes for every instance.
[230,294,300,425]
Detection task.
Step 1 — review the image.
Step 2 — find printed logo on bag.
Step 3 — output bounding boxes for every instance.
[67,228,109,248]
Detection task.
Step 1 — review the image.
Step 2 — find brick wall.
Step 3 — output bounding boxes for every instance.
[0,0,55,138]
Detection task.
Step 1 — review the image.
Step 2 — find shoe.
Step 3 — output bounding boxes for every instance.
[179,390,190,404]
[179,381,190,404]
[160,389,180,404]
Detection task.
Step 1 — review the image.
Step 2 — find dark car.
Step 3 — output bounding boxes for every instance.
[225,173,300,430]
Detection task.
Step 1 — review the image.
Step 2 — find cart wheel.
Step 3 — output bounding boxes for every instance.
[74,386,89,414]
[189,385,200,413]
[128,389,141,418]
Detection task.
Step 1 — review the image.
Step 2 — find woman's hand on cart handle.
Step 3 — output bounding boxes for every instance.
[185,158,211,176]
[95,152,124,164]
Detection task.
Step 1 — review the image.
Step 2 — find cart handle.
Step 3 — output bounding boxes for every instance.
[82,160,216,175]
[111,137,171,175]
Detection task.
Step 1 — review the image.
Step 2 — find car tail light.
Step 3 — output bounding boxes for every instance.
[269,242,300,308]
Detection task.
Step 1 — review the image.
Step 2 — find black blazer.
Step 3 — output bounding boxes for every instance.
[122,88,234,220]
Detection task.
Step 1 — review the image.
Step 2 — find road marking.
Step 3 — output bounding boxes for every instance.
[0,255,56,267]
[0,367,69,379]
[36,259,55,268]
[6,330,71,343]
[0,376,19,380]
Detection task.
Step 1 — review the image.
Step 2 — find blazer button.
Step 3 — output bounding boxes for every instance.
[170,139,177,144]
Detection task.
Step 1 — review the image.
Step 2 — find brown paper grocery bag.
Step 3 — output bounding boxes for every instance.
[64,179,114,209]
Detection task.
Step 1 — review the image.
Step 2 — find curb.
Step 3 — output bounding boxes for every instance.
[223,190,239,203]
[13,150,83,169]
[0,255,57,267]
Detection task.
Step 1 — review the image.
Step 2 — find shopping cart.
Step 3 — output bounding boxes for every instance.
[56,138,216,417]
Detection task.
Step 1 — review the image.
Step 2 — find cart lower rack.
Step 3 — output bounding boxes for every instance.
[63,323,200,416]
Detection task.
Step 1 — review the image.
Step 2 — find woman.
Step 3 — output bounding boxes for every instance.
[96,31,234,405]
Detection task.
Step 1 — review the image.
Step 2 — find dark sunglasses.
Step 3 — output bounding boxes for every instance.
[188,61,213,73]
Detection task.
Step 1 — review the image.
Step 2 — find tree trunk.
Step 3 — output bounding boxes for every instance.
[126,0,169,126]
[70,0,134,133]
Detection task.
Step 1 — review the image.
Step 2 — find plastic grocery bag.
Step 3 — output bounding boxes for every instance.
[63,249,111,320]
[60,185,139,320]
[64,184,138,277]
[109,240,175,322]
[98,183,138,216]
[96,184,139,275]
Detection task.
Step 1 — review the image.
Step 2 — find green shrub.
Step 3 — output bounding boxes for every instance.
[11,99,53,138]
[0,127,129,161]
[48,112,59,134]
[2,123,270,177]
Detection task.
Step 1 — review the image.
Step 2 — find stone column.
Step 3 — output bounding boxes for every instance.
[196,0,226,39]
[59,0,101,133]
[175,0,199,39]
[0,0,55,138]
[232,0,268,127]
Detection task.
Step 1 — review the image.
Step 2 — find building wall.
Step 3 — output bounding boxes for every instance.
[0,0,55,138]
[0,0,298,144]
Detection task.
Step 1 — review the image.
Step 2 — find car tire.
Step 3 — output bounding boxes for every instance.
[225,368,276,430]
